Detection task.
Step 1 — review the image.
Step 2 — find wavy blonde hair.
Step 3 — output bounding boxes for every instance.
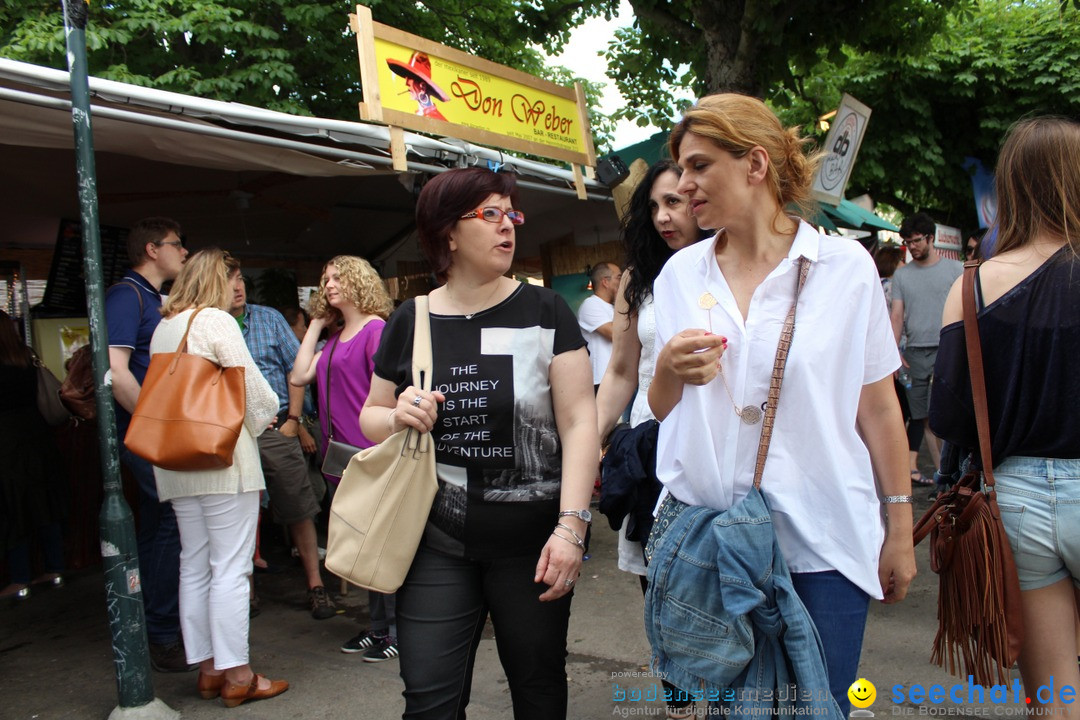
[308,255,393,320]
[161,248,232,318]
[669,93,823,231]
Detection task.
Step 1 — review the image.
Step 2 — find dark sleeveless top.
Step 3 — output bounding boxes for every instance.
[929,247,1080,467]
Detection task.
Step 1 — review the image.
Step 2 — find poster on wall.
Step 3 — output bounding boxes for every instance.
[811,94,872,206]
[349,4,596,169]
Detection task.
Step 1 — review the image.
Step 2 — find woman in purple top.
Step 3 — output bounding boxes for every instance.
[290,254,399,662]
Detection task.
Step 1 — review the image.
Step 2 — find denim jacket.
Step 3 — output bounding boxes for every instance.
[644,490,843,719]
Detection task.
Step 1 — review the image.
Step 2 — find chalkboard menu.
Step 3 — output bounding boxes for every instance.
[36,219,130,317]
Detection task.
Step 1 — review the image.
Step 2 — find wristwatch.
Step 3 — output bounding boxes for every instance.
[558,509,592,523]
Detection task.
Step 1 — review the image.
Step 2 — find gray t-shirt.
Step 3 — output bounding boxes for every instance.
[891,257,963,348]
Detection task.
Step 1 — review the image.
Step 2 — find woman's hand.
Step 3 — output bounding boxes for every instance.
[535,532,584,602]
[659,329,727,386]
[649,329,726,420]
[389,386,446,435]
[878,531,917,604]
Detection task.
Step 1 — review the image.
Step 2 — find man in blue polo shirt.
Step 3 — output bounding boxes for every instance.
[227,257,337,620]
[105,216,193,672]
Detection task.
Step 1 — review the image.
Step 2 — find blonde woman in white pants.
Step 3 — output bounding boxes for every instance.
[148,248,288,708]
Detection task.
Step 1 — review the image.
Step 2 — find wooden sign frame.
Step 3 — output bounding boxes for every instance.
[349,5,596,186]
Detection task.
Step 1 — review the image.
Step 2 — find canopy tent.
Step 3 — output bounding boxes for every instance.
[608,133,895,234]
[817,199,899,232]
[0,59,619,278]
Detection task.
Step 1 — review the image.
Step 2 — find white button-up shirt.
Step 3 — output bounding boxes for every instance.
[652,220,900,598]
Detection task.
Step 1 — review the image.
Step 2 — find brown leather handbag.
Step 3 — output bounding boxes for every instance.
[124,308,246,471]
[913,262,1023,686]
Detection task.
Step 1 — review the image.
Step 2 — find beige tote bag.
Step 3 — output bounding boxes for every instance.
[325,296,437,593]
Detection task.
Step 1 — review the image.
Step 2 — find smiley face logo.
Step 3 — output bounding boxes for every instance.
[848,678,876,709]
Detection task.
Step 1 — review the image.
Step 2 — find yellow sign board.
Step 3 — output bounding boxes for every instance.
[350,5,596,170]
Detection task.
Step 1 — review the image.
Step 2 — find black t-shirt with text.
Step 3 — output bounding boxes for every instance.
[373,284,586,559]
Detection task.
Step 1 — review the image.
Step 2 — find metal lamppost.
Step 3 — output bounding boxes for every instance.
[58,1,177,717]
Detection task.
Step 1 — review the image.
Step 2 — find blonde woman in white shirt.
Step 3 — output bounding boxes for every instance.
[648,94,916,715]
[149,248,288,708]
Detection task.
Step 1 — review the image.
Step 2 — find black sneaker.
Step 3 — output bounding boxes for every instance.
[309,585,337,620]
[362,636,399,663]
[149,640,198,673]
[341,629,380,654]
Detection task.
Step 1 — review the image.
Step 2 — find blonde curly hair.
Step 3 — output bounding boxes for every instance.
[308,255,393,320]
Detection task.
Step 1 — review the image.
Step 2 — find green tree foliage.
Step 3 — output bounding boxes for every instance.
[771,0,1080,228]
[0,0,616,146]
[602,0,965,130]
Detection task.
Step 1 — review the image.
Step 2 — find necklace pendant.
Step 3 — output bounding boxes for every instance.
[739,405,762,425]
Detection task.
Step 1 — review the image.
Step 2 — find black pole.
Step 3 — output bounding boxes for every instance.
[59,0,157,709]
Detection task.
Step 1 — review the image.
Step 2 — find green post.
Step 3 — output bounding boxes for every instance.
[59,1,163,712]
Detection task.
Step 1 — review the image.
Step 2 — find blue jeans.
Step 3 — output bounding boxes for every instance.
[396,544,572,720]
[121,447,182,645]
[791,570,870,717]
[994,456,1080,591]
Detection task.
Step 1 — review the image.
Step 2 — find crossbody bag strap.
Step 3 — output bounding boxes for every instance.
[961,261,996,490]
[753,256,811,490]
[323,334,342,440]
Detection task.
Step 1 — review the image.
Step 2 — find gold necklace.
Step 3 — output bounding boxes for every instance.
[699,291,761,425]
[447,280,502,319]
[717,363,762,425]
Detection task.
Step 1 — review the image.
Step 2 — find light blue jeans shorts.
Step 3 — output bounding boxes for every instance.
[994,456,1080,591]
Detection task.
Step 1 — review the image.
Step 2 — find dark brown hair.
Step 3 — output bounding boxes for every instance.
[127,216,182,266]
[415,168,518,282]
[993,116,1080,257]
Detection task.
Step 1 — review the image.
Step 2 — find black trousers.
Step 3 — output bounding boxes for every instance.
[397,544,572,720]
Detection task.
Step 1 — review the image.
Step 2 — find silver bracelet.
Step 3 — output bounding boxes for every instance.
[554,523,586,547]
[551,531,585,551]
[882,495,914,504]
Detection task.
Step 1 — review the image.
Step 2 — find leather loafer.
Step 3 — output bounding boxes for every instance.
[197,671,226,699]
[220,673,289,708]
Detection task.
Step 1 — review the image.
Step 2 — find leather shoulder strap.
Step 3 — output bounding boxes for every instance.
[753,256,810,489]
[962,261,996,485]
[324,334,342,439]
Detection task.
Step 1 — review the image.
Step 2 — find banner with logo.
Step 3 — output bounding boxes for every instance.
[811,94,872,206]
[350,5,595,168]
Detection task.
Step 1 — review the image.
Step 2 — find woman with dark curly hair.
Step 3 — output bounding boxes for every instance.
[595,161,709,718]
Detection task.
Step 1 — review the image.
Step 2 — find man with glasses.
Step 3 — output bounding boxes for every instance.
[889,212,962,491]
[105,216,195,672]
[577,261,622,394]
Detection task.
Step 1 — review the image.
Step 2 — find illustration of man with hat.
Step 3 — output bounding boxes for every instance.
[388,51,449,120]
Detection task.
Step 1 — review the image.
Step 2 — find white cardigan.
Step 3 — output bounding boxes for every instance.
[148,307,279,501]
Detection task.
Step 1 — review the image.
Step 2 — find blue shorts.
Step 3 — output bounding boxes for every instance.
[994,457,1080,591]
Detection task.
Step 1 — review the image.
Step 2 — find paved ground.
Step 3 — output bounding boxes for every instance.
[2,472,1029,720]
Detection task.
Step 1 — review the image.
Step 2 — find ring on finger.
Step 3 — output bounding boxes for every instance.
[412,395,423,407]
[564,578,575,587]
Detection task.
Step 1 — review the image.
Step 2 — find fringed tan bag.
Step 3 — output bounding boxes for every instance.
[912,262,1023,686]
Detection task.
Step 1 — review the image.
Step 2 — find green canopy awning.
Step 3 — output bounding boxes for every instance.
[817,199,898,232]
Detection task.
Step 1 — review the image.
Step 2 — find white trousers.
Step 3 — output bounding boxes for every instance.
[172,490,259,670]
